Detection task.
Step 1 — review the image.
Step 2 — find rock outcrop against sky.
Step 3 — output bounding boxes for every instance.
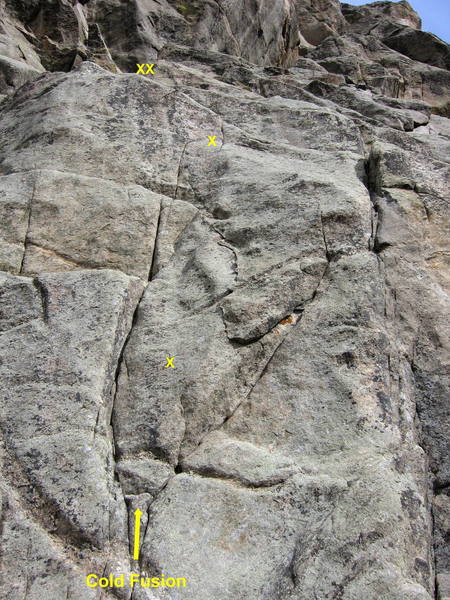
[0,1,448,599]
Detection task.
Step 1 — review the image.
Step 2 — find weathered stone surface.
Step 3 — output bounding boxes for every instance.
[85,0,346,71]
[0,169,162,278]
[181,431,299,487]
[0,487,99,600]
[384,27,450,71]
[0,54,42,95]
[341,1,422,35]
[309,17,450,112]
[116,458,172,496]
[1,270,143,546]
[0,1,448,599]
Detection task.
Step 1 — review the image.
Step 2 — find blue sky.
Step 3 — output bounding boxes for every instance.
[343,0,450,43]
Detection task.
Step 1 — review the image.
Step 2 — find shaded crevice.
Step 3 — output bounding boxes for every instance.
[32,276,49,323]
[129,479,176,593]
[174,467,294,491]
[23,241,106,270]
[288,536,301,589]
[125,495,151,573]
[93,402,102,442]
[411,358,445,600]
[364,154,381,254]
[110,290,147,488]
[87,23,120,73]
[19,180,36,275]
[430,500,439,600]
[369,197,378,252]
[433,481,449,494]
[148,199,162,281]
[367,144,442,597]
[211,222,238,280]
[220,118,225,151]
[319,211,331,262]
[365,154,390,255]
[108,288,152,581]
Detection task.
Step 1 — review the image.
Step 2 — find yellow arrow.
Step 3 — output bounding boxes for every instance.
[133,508,143,560]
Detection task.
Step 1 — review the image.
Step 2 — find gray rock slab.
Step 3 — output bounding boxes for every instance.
[116,458,173,496]
[1,269,143,549]
[0,54,42,95]
[23,170,161,279]
[181,431,299,487]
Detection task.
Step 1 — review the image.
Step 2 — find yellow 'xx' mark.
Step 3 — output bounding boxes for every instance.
[208,136,218,146]
[136,63,156,75]
[165,356,175,368]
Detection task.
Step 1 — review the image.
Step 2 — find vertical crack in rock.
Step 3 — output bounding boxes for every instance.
[365,146,443,597]
[110,287,146,463]
[430,482,439,600]
[148,198,162,281]
[211,223,238,279]
[174,141,189,200]
[108,284,149,576]
[364,154,380,254]
[319,211,331,262]
[411,357,441,600]
[220,119,225,151]
[19,179,36,275]
[32,276,49,323]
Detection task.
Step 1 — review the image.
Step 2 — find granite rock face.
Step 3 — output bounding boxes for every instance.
[0,1,448,599]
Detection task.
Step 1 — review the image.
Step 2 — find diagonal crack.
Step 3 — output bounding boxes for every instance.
[216,261,329,430]
[179,264,330,468]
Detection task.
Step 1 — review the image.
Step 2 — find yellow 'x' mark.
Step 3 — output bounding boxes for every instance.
[165,356,175,368]
[136,63,156,75]
[208,136,218,146]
